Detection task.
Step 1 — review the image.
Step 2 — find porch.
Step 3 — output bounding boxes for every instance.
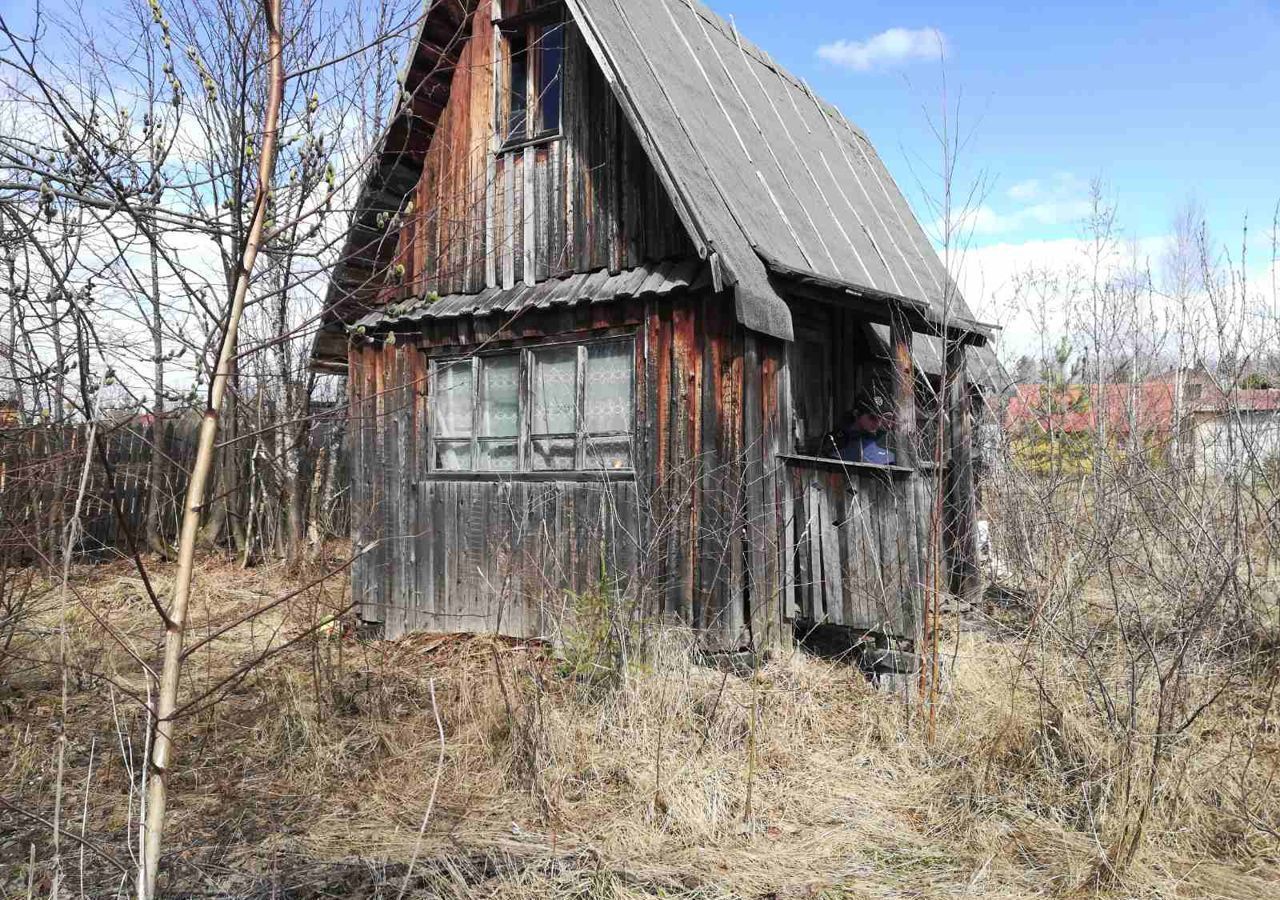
[780,455,934,642]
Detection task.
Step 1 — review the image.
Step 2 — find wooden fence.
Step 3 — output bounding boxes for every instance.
[0,416,199,560]
[0,409,350,562]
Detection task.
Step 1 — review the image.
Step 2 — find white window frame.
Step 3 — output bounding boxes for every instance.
[427,336,635,474]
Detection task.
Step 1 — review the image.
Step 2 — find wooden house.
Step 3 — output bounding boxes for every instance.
[311,0,1002,652]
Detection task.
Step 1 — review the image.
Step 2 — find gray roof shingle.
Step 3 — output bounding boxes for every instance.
[568,0,1003,383]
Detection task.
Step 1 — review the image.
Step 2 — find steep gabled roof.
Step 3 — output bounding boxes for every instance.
[317,0,1002,383]
[567,0,972,341]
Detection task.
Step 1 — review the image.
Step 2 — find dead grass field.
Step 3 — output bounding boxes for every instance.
[2,555,1278,898]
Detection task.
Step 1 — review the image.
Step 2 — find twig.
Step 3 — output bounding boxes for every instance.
[0,795,130,876]
[397,678,446,900]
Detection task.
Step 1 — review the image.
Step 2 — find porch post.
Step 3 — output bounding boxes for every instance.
[944,339,979,603]
[889,313,916,466]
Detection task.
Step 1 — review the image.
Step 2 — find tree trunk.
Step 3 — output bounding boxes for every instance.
[284,380,316,566]
[145,220,169,557]
[139,2,285,894]
[198,355,245,553]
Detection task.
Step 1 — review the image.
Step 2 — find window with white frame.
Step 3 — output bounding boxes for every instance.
[430,338,635,473]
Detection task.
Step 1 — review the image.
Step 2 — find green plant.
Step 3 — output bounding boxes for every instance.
[558,546,634,689]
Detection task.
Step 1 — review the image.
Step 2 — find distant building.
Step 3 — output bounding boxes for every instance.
[1004,370,1280,476]
[0,398,21,428]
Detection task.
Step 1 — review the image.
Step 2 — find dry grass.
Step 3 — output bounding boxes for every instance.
[2,555,1278,898]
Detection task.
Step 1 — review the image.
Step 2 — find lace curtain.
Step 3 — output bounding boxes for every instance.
[584,342,632,433]
[479,354,520,471]
[585,342,632,469]
[531,347,577,470]
[433,361,474,470]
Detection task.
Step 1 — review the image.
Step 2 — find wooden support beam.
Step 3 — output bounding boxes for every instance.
[943,339,978,604]
[889,313,916,468]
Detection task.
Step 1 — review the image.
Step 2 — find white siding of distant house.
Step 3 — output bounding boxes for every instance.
[1192,410,1280,475]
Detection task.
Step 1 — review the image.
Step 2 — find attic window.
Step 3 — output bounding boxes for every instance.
[497,4,564,147]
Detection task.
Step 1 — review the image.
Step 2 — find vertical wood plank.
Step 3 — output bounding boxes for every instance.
[523,145,536,284]
[759,340,784,647]
[741,333,766,649]
[890,315,916,468]
[779,465,797,622]
[806,476,823,621]
[698,295,728,632]
[945,341,978,604]
[502,156,516,289]
[840,479,864,626]
[670,300,701,627]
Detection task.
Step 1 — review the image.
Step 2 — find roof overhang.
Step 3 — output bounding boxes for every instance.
[758,251,990,348]
[310,1,480,373]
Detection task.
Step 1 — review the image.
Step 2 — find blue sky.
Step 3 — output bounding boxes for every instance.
[7,0,1274,249]
[705,0,1280,253]
[4,0,1275,342]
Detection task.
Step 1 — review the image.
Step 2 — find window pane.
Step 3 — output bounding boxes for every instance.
[505,30,528,141]
[586,436,631,471]
[531,438,575,471]
[433,361,474,440]
[531,346,578,435]
[479,440,518,472]
[535,23,563,135]
[584,342,633,434]
[434,440,472,472]
[480,354,520,438]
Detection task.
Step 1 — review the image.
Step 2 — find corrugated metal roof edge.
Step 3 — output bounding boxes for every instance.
[350,260,713,331]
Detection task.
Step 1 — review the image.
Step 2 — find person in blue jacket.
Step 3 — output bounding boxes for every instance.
[829,390,896,465]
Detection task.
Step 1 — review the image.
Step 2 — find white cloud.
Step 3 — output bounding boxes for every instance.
[953,198,1096,238]
[950,235,1172,356]
[817,27,947,72]
[938,172,1093,238]
[1006,179,1041,202]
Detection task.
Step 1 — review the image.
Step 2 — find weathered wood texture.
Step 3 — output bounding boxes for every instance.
[944,341,978,603]
[349,294,962,649]
[348,288,795,648]
[788,302,890,450]
[0,420,194,558]
[392,4,694,301]
[0,411,351,560]
[783,459,930,640]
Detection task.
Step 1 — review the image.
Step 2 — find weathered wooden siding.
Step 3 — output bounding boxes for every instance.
[349,301,940,649]
[783,460,930,640]
[392,2,694,300]
[349,289,787,648]
[349,293,940,649]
